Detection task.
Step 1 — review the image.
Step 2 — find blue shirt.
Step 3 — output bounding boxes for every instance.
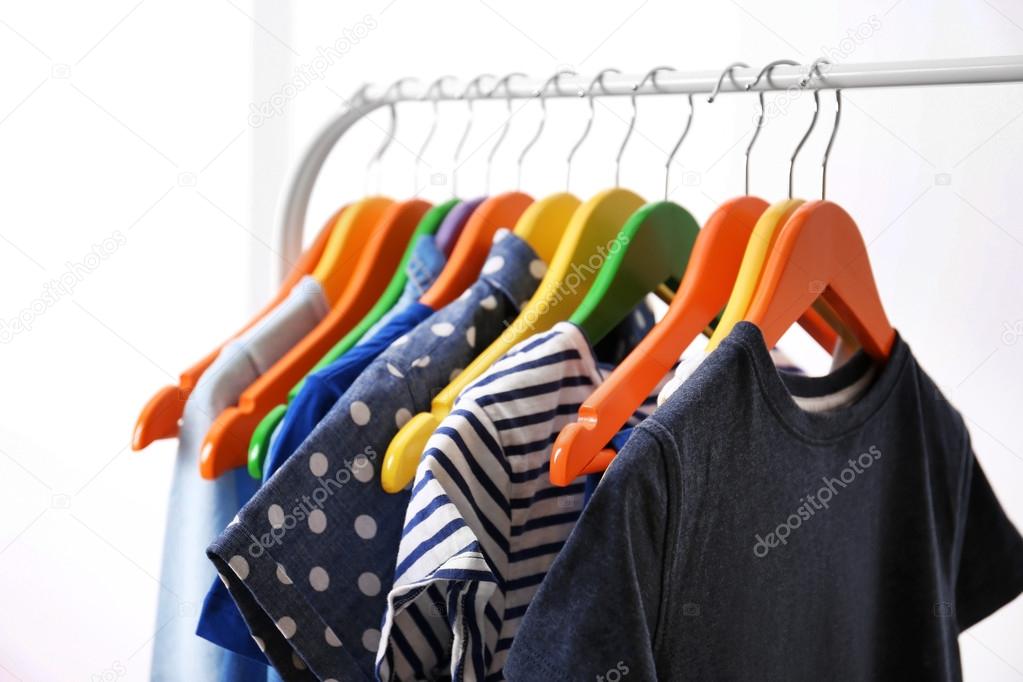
[206,230,546,681]
[196,235,444,665]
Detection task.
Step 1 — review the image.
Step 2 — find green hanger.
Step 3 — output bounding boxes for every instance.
[570,200,700,343]
[571,71,703,343]
[247,198,458,479]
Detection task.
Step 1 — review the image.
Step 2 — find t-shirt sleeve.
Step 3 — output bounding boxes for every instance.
[955,448,1023,630]
[505,426,674,681]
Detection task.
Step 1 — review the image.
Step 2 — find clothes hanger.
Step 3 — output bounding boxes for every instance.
[569,66,702,343]
[246,77,461,479]
[199,79,431,479]
[382,67,664,491]
[744,79,895,358]
[549,62,780,486]
[706,59,841,353]
[131,205,343,451]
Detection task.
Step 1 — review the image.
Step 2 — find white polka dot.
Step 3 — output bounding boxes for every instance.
[466,326,476,348]
[292,652,307,670]
[633,309,646,327]
[431,322,455,337]
[450,368,463,382]
[358,572,381,596]
[276,563,292,585]
[218,572,230,588]
[480,295,497,310]
[276,616,297,639]
[228,514,240,527]
[482,256,505,275]
[267,504,285,529]
[352,455,373,483]
[493,228,510,242]
[354,514,377,539]
[362,628,381,652]
[309,566,330,591]
[308,509,327,533]
[325,627,342,648]
[252,635,266,652]
[350,401,371,425]
[458,288,472,301]
[386,363,404,378]
[395,408,412,428]
[227,555,249,580]
[309,451,329,477]
[392,334,409,346]
[529,259,547,279]
[411,355,431,368]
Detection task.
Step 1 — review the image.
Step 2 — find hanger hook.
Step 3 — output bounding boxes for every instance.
[743,59,799,196]
[788,59,833,199]
[415,75,456,194]
[566,68,619,192]
[822,90,842,200]
[452,74,495,197]
[707,61,749,103]
[365,77,418,196]
[615,66,674,188]
[663,85,696,200]
[517,69,575,191]
[485,72,527,194]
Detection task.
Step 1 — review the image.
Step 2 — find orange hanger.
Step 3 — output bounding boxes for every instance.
[420,191,533,309]
[550,196,767,485]
[131,205,344,451]
[199,198,431,478]
[744,199,894,358]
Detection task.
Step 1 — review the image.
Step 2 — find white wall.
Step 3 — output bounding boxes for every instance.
[1,1,1021,680]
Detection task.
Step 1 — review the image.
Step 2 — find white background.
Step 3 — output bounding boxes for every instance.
[1,1,1022,680]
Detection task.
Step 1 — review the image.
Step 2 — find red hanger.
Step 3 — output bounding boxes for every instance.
[744,200,894,358]
[550,196,767,485]
[130,206,343,451]
[199,199,431,479]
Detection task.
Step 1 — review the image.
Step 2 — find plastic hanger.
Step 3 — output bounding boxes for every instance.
[245,76,462,479]
[550,62,785,485]
[745,81,895,358]
[383,67,603,491]
[199,80,430,479]
[130,205,343,451]
[706,60,840,353]
[570,66,702,343]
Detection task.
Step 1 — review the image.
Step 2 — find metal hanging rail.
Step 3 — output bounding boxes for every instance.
[274,55,1023,279]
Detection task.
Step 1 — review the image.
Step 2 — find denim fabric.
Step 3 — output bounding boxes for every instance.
[207,230,545,681]
[196,238,443,664]
[152,276,328,682]
[507,322,1023,682]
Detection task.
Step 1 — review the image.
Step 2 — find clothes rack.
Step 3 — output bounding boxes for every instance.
[275,55,1023,277]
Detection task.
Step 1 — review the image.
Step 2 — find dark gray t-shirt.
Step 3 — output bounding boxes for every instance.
[506,322,1023,682]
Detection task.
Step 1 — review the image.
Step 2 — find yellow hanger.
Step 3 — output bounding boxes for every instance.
[381,69,646,493]
[310,196,393,302]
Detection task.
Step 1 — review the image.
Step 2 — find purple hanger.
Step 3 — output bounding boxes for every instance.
[435,197,485,256]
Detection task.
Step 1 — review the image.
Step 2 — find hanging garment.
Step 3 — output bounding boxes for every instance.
[374,321,668,681]
[506,322,1023,682]
[206,230,547,681]
[151,276,329,682]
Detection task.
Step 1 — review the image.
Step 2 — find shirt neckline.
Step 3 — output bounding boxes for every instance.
[723,321,909,443]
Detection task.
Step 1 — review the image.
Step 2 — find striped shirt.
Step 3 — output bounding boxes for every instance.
[375,321,669,681]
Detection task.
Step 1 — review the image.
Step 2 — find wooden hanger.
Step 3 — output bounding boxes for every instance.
[130,205,344,451]
[246,198,458,479]
[744,199,894,357]
[199,199,431,478]
[550,195,768,485]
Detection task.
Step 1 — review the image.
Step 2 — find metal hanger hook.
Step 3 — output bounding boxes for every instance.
[665,92,695,200]
[788,59,832,199]
[743,59,799,196]
[796,58,841,199]
[415,75,456,193]
[566,68,619,192]
[365,77,418,196]
[517,69,575,191]
[452,73,495,197]
[616,66,674,188]
[707,61,749,103]
[485,72,527,194]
